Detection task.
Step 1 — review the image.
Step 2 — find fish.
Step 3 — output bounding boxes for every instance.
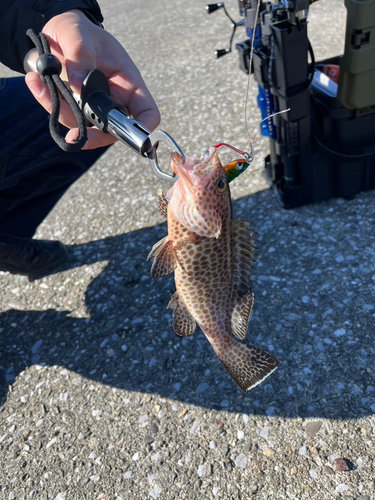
[147,147,279,392]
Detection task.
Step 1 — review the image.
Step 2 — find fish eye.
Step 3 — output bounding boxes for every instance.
[216,177,227,193]
[236,162,244,171]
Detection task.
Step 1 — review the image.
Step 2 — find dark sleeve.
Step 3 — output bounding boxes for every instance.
[0,0,103,74]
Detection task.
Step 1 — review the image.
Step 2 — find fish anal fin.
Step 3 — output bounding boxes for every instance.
[215,339,279,393]
[230,291,254,339]
[158,192,169,219]
[168,292,196,337]
[147,236,176,279]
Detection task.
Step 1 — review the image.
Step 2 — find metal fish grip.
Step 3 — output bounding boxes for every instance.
[147,130,185,183]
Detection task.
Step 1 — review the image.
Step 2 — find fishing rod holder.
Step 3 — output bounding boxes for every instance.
[206,0,375,208]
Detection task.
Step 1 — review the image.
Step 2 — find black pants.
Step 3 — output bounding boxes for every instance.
[0,77,108,246]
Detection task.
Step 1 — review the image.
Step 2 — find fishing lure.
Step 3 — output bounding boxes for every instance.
[216,141,253,183]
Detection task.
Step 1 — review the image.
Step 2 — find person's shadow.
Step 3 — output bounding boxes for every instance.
[1,190,374,419]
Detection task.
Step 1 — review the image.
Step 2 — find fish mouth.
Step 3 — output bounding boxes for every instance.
[171,147,216,191]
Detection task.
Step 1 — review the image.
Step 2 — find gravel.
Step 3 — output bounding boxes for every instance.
[1,0,375,498]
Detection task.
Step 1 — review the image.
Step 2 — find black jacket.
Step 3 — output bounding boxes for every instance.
[0,0,103,74]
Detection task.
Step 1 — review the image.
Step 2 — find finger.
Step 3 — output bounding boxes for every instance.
[65,127,117,150]
[57,36,97,94]
[42,11,99,95]
[109,76,161,131]
[132,105,161,132]
[25,72,49,102]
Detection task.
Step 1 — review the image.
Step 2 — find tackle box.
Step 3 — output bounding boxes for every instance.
[261,0,375,208]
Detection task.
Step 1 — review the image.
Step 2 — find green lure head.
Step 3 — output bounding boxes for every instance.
[224,159,250,183]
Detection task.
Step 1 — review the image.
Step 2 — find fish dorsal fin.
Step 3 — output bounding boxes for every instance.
[158,192,168,219]
[167,292,197,336]
[230,219,257,339]
[147,236,176,279]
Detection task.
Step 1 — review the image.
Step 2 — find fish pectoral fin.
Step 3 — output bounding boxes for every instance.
[230,291,254,339]
[158,192,169,219]
[216,339,279,393]
[167,292,197,337]
[147,236,176,279]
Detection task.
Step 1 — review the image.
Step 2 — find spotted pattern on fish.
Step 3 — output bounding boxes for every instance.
[148,148,279,392]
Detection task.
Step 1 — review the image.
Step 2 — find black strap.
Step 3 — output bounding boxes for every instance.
[26,29,87,153]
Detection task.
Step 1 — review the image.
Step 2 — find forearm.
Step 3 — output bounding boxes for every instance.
[0,0,103,74]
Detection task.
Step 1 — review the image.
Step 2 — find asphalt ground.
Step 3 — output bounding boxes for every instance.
[1,0,375,499]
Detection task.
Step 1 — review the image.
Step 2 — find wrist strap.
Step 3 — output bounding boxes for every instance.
[26,29,87,153]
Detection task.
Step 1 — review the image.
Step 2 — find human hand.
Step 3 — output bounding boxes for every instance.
[25,10,160,150]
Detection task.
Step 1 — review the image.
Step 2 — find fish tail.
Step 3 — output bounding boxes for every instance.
[212,337,279,393]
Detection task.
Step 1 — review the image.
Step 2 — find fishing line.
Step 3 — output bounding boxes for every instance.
[244,0,262,144]
[218,0,288,168]
[212,0,290,175]
[241,0,290,170]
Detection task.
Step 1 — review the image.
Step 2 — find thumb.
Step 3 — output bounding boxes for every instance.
[64,40,97,93]
[68,71,90,94]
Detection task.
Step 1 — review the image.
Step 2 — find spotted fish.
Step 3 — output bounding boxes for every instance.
[147,147,279,392]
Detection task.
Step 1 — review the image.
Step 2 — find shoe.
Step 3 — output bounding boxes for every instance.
[0,239,67,278]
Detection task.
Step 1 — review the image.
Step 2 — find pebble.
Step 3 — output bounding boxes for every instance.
[298,444,307,456]
[190,421,201,435]
[149,485,162,499]
[309,470,318,479]
[235,454,247,469]
[265,407,275,416]
[305,421,322,438]
[264,449,275,457]
[46,437,58,449]
[196,382,209,394]
[256,427,269,441]
[356,456,365,467]
[334,328,346,337]
[197,465,206,478]
[178,409,188,419]
[90,475,100,482]
[335,484,349,493]
[149,423,159,435]
[54,494,66,500]
[31,339,43,354]
[131,317,143,325]
[334,458,350,472]
[149,357,157,367]
[139,415,150,427]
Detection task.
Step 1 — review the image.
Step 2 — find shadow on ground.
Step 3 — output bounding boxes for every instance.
[1,190,374,419]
